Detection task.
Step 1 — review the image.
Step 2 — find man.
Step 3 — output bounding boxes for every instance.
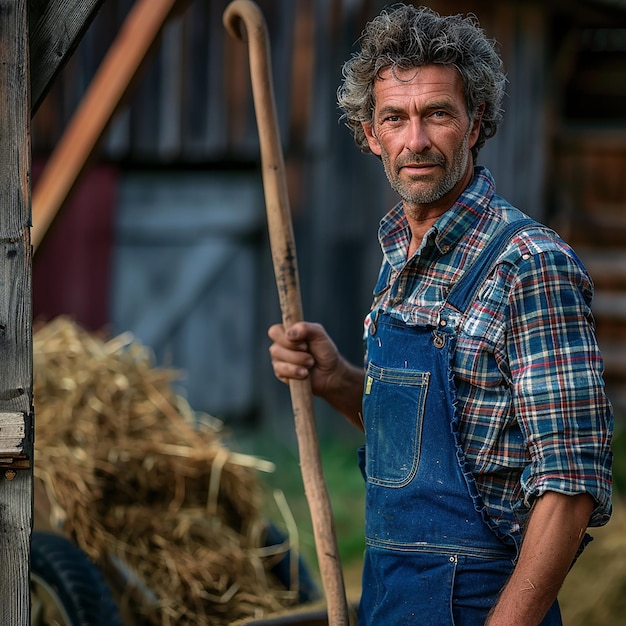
[268,5,613,625]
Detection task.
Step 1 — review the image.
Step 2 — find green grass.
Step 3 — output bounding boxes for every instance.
[610,421,626,495]
[233,429,366,576]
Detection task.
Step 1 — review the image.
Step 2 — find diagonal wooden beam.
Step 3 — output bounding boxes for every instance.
[31,0,191,252]
[29,0,106,114]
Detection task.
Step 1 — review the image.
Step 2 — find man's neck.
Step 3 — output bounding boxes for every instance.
[404,161,476,257]
[405,209,447,257]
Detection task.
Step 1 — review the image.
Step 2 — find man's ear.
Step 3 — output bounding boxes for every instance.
[468,103,486,149]
[362,121,382,156]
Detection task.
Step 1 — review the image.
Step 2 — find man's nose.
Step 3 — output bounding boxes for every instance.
[404,118,432,153]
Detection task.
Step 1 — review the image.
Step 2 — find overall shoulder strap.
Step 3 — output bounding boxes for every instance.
[446,217,537,314]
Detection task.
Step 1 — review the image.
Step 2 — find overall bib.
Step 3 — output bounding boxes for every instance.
[358,220,562,625]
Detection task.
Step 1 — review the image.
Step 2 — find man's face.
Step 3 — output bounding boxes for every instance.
[361,65,481,212]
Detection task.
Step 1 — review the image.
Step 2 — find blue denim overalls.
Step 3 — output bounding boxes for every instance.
[358,219,562,625]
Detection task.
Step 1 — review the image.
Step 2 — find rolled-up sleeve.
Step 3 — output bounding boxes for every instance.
[507,247,613,527]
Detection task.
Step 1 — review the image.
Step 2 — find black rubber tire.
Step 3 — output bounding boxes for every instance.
[30,530,123,626]
[264,523,321,604]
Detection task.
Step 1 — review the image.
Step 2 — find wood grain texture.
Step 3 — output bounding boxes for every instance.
[29,0,105,113]
[0,0,34,623]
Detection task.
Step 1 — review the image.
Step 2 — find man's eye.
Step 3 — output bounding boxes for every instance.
[383,115,400,122]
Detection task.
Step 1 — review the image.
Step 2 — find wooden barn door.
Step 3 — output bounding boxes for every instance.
[111,171,266,423]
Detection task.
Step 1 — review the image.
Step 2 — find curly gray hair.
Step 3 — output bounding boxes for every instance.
[337,4,506,159]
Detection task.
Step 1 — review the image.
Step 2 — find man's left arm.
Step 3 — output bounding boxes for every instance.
[486,238,611,624]
[486,491,594,626]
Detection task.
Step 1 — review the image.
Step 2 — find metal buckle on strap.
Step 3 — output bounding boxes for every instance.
[433,330,446,349]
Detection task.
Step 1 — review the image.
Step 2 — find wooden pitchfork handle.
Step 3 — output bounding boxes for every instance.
[223,2,350,625]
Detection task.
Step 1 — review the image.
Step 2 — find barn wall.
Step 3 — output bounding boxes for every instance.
[30,0,626,431]
[111,170,265,423]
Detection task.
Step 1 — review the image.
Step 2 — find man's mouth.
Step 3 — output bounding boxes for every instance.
[400,163,439,174]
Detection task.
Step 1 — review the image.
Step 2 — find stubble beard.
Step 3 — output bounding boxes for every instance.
[382,129,472,207]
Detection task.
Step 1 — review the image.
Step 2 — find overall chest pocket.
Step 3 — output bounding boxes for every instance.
[362,362,430,488]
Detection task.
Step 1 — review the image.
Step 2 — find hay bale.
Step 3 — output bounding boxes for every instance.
[34,317,300,625]
[559,500,626,625]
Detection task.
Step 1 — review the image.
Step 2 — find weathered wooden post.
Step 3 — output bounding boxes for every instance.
[0,0,33,623]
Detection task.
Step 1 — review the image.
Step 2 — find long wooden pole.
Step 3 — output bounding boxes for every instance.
[31,0,188,253]
[223,3,349,625]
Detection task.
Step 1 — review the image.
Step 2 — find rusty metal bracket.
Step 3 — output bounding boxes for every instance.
[0,457,31,476]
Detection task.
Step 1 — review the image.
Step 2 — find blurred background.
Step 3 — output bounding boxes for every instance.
[32,0,626,432]
[29,1,626,620]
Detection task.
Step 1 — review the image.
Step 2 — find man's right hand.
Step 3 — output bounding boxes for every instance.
[268,322,341,395]
[267,321,366,430]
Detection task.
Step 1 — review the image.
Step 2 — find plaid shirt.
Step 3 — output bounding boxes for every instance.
[366,166,613,529]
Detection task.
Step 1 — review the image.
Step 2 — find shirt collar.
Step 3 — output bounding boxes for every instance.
[378,166,497,264]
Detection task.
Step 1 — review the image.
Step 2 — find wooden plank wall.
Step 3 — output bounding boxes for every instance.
[552,129,626,413]
[32,0,360,162]
[27,1,469,157]
[33,0,626,218]
[0,0,33,623]
[31,0,554,213]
